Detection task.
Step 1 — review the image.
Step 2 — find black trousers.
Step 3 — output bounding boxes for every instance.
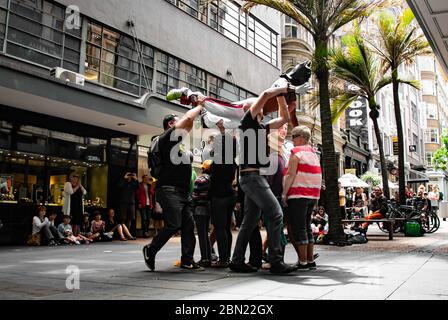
[211,195,236,262]
[149,186,196,264]
[194,212,212,261]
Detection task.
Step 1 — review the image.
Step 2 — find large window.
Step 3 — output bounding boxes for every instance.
[156,52,206,96]
[425,129,439,144]
[411,102,418,123]
[284,16,314,49]
[426,152,433,166]
[426,103,438,120]
[3,0,81,71]
[167,0,278,66]
[208,74,253,102]
[422,79,436,96]
[85,22,154,96]
[0,0,6,51]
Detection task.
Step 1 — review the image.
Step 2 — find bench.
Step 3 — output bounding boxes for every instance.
[341,218,406,240]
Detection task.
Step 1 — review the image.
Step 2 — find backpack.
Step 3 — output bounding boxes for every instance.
[347,233,368,244]
[148,136,162,179]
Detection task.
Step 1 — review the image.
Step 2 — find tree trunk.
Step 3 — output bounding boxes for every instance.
[392,76,406,205]
[369,105,390,199]
[315,40,345,241]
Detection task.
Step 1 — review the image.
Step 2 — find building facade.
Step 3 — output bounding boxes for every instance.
[0,0,282,243]
[418,55,448,194]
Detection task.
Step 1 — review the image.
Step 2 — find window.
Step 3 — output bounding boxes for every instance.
[411,102,418,123]
[208,74,255,102]
[85,22,154,96]
[0,0,6,52]
[422,79,435,96]
[4,0,82,71]
[167,0,278,66]
[156,52,206,96]
[284,16,314,49]
[419,56,435,72]
[412,134,419,153]
[426,152,434,166]
[425,129,439,144]
[426,103,438,120]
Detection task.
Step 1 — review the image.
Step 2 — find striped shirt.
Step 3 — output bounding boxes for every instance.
[287,145,322,200]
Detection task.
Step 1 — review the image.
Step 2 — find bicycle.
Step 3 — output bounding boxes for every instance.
[378,201,440,234]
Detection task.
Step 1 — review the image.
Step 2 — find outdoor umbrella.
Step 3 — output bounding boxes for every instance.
[338,173,369,188]
[379,181,399,189]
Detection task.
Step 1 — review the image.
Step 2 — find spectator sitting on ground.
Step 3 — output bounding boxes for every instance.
[90,211,107,242]
[80,213,93,240]
[311,206,328,235]
[31,206,57,246]
[105,208,136,241]
[58,215,90,244]
[47,212,63,243]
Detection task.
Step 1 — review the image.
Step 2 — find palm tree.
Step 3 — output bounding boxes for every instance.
[330,26,393,198]
[368,8,430,204]
[242,0,384,241]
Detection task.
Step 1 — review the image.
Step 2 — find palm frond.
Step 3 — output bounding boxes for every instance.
[331,93,360,124]
[397,78,421,90]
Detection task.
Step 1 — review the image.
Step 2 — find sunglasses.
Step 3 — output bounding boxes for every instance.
[292,134,302,139]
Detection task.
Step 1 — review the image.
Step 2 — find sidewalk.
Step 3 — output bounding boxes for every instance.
[0,222,447,300]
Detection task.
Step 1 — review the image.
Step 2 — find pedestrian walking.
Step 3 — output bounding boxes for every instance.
[143,105,205,271]
[209,120,237,268]
[230,83,297,274]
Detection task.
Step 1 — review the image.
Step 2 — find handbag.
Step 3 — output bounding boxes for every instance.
[27,233,41,246]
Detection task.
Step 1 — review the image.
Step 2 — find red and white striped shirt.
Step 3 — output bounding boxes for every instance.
[287,145,322,200]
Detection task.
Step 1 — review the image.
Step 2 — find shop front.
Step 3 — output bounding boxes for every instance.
[0,106,137,245]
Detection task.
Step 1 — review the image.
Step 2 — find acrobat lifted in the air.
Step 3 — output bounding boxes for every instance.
[166,61,313,129]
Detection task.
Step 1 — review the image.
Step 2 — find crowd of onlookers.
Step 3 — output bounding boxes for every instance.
[28,206,137,246]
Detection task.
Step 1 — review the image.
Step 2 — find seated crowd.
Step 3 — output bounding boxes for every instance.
[29,207,138,246]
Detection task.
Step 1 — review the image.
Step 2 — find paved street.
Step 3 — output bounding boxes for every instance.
[1,222,448,300]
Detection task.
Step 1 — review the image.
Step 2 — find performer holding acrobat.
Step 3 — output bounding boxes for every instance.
[166,61,313,129]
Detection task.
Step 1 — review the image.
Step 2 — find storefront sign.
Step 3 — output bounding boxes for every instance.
[345,95,368,143]
[393,137,399,156]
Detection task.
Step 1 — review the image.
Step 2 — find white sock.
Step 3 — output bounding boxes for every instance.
[299,261,307,266]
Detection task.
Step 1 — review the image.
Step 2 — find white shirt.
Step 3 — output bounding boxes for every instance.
[32,216,49,235]
[144,184,150,206]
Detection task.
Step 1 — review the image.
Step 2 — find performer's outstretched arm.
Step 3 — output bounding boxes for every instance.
[268,95,290,129]
[175,105,204,132]
[249,84,288,119]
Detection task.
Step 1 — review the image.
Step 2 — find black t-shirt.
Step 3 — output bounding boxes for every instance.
[157,126,192,189]
[239,111,270,170]
[119,180,139,205]
[105,217,118,232]
[210,162,236,197]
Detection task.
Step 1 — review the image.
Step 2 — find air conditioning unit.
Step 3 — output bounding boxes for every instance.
[50,67,85,86]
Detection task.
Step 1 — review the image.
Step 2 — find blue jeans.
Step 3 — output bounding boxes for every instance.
[149,186,196,264]
[232,172,283,266]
